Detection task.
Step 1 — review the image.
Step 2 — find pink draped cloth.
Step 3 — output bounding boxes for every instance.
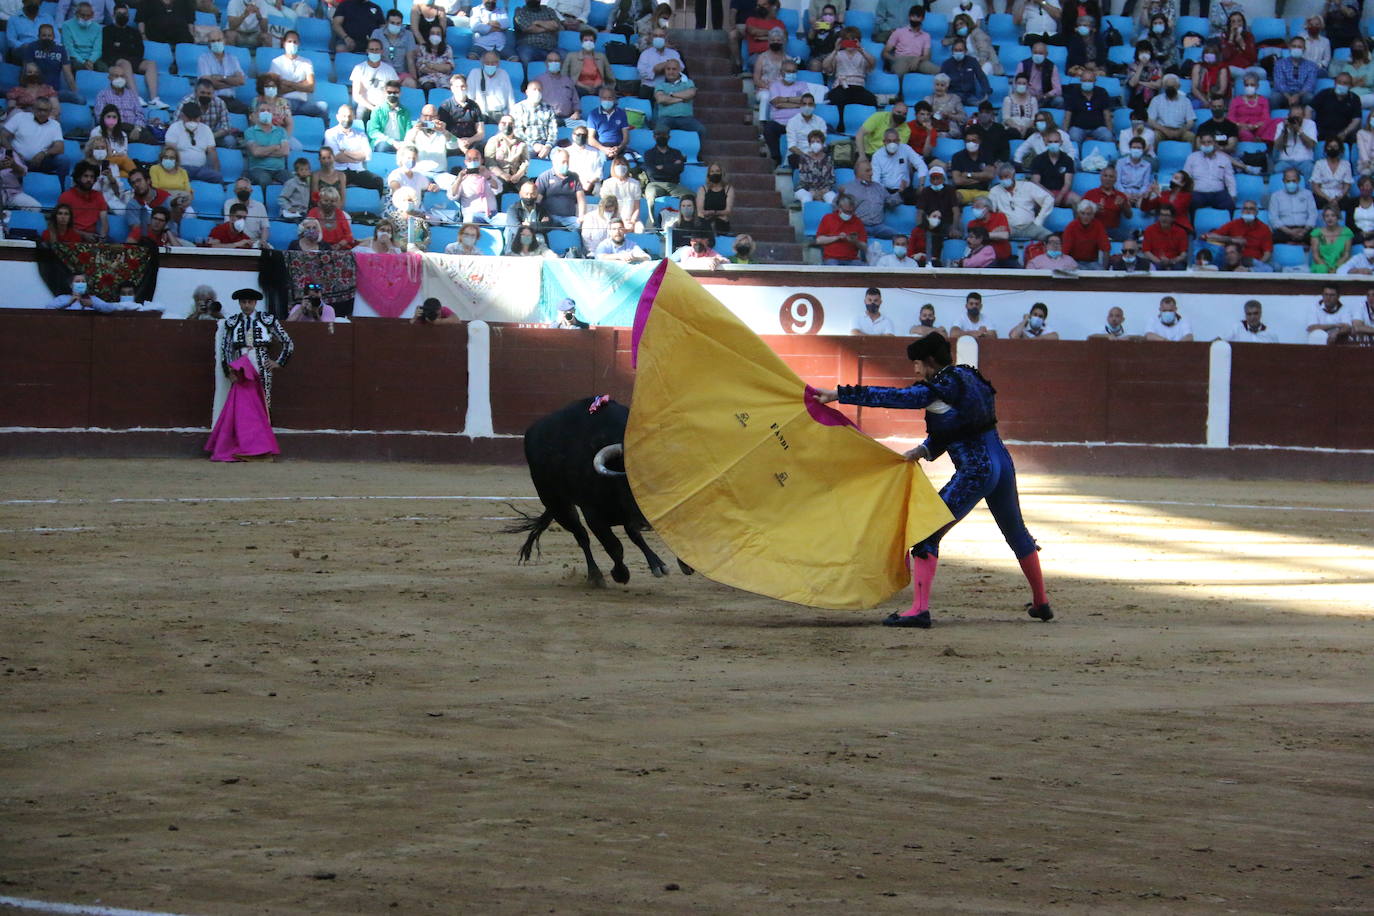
[205,355,281,462]
[354,250,423,318]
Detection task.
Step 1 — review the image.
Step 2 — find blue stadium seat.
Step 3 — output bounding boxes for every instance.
[1176,16,1208,37]
[1001,44,1031,73]
[1272,243,1307,269]
[217,148,244,181]
[680,163,707,188]
[144,41,173,70]
[609,63,637,82]
[225,45,252,76]
[0,62,20,88]
[314,80,351,116]
[1045,207,1073,233]
[7,210,47,234]
[75,69,106,100]
[335,52,365,82]
[889,204,916,233]
[1235,174,1265,204]
[795,70,825,86]
[1181,46,1202,63]
[627,127,653,153]
[429,224,458,251]
[1252,17,1287,43]
[940,238,966,262]
[370,150,397,174]
[776,8,799,33]
[866,71,900,98]
[1046,45,1067,68]
[986,13,1016,43]
[448,28,475,59]
[713,234,736,257]
[476,226,504,255]
[846,9,875,37]
[524,61,547,84]
[1112,107,1134,132]
[902,72,935,103]
[1156,140,1191,173]
[60,103,93,137]
[1082,139,1116,163]
[802,200,830,235]
[557,30,581,53]
[269,218,299,250]
[814,103,841,130]
[23,172,61,205]
[1107,45,1134,67]
[671,129,700,163]
[1071,171,1098,195]
[160,75,192,104]
[174,43,202,75]
[934,137,963,162]
[345,187,381,214]
[924,13,947,37]
[304,50,334,84]
[498,59,524,88]
[294,117,325,150]
[589,0,615,28]
[179,216,217,244]
[546,228,579,254]
[191,181,226,213]
[264,183,282,214]
[841,103,875,132]
[399,86,426,111]
[630,232,663,257]
[297,16,332,50]
[527,157,551,179]
[1193,207,1231,236]
[1102,15,1134,44]
[986,75,1009,104]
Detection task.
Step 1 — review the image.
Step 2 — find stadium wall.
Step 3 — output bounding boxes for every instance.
[3,311,1372,480]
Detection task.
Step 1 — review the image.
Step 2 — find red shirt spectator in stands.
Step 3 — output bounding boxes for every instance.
[905,101,940,159]
[966,194,1012,263]
[126,207,185,247]
[1141,203,1189,270]
[1203,199,1274,263]
[307,186,356,248]
[815,193,867,265]
[57,161,109,241]
[744,0,785,56]
[41,202,82,244]
[1062,199,1110,268]
[1145,170,1194,233]
[207,202,257,249]
[1082,165,1131,240]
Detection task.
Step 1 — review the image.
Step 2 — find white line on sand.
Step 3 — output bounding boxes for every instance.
[0,895,200,916]
[0,495,538,506]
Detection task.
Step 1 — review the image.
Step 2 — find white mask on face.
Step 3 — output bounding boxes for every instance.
[233,218,246,232]
[111,77,126,89]
[92,148,108,160]
[809,141,823,153]
[582,39,594,50]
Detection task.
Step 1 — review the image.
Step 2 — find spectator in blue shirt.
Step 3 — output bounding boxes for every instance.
[940,37,989,104]
[653,58,705,144]
[1271,37,1321,109]
[60,2,102,70]
[6,0,53,53]
[586,86,631,161]
[18,24,81,103]
[245,102,290,185]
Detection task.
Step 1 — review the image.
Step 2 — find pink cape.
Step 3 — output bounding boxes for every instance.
[205,355,281,462]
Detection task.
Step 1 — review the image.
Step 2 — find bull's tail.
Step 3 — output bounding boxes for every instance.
[505,503,553,564]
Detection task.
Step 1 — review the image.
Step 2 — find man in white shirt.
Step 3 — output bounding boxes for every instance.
[1227,299,1279,343]
[1273,105,1318,177]
[226,0,290,49]
[388,144,438,196]
[196,28,249,113]
[1144,296,1195,341]
[1009,301,1060,339]
[549,0,587,31]
[467,51,516,122]
[270,30,329,119]
[851,288,896,336]
[1306,286,1358,343]
[468,0,510,57]
[636,27,682,99]
[323,103,383,190]
[872,233,926,268]
[164,102,222,182]
[784,91,829,169]
[223,177,270,245]
[950,291,996,339]
[0,103,68,175]
[351,36,400,116]
[1336,231,1374,274]
[988,164,1053,240]
[403,104,454,173]
[870,128,927,205]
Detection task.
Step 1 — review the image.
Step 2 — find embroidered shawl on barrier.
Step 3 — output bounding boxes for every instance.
[37,241,158,302]
[421,254,543,322]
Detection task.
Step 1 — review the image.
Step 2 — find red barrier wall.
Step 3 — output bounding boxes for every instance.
[0,313,467,433]
[1230,344,1374,450]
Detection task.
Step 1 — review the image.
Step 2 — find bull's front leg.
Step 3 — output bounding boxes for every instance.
[583,511,630,584]
[624,527,669,578]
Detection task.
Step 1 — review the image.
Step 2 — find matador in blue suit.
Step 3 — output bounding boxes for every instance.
[816,332,1053,629]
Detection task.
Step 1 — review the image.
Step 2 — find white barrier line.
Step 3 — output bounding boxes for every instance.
[0,895,200,916]
[0,496,538,507]
[1091,497,1374,515]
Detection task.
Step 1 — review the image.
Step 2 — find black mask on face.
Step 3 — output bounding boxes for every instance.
[114,10,128,22]
[967,306,980,319]
[736,243,752,255]
[236,188,251,201]
[769,41,782,50]
[920,317,934,327]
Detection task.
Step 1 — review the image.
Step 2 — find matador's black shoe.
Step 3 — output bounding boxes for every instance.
[883,611,932,628]
[1026,602,1054,621]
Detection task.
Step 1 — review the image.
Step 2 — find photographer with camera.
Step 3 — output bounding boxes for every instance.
[188,285,225,321]
[411,296,460,325]
[287,282,337,331]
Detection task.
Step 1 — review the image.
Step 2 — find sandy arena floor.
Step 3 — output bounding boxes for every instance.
[1,459,1372,915]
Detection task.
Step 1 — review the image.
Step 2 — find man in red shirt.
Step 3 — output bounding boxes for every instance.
[743,0,785,58]
[1082,165,1132,241]
[1062,199,1110,268]
[56,162,109,241]
[1203,198,1274,267]
[815,194,868,265]
[966,194,1015,266]
[207,202,258,248]
[126,207,186,247]
[1141,203,1189,270]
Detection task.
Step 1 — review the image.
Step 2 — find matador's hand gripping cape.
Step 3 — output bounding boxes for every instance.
[624,260,954,610]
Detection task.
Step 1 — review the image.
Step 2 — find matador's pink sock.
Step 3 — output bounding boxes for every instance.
[1019,552,1048,606]
[903,552,939,616]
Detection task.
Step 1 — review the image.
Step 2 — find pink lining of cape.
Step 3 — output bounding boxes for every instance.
[205,355,281,462]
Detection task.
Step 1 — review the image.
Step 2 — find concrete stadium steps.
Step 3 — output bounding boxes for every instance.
[675,29,802,262]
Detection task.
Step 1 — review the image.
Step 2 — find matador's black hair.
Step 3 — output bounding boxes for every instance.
[907,332,951,366]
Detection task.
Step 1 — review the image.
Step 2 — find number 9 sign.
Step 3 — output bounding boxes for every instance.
[779,293,824,335]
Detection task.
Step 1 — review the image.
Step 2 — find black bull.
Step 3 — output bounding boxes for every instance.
[512,397,693,587]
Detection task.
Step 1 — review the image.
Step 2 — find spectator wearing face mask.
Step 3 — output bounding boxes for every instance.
[352,36,402,116]
[405,104,456,173]
[1273,105,1319,179]
[467,51,516,122]
[1145,297,1194,342]
[270,31,329,120]
[1002,74,1039,138]
[793,129,836,205]
[1062,64,1112,145]
[823,26,878,128]
[1088,306,1137,339]
[1337,231,1374,274]
[1061,200,1108,269]
[367,81,414,152]
[208,202,260,249]
[857,101,910,159]
[1140,204,1188,271]
[870,128,927,207]
[914,165,958,259]
[1012,0,1058,46]
[784,94,829,171]
[1306,286,1359,343]
[636,27,681,100]
[1027,130,1077,209]
[1183,131,1235,211]
[1146,74,1194,143]
[370,10,418,86]
[1025,234,1078,271]
[564,28,612,97]
[908,303,945,337]
[586,87,630,161]
[671,229,729,270]
[814,194,867,266]
[875,232,929,267]
[753,26,791,101]
[950,291,995,339]
[438,75,484,156]
[1310,205,1353,273]
[485,116,529,192]
[949,129,996,202]
[414,23,454,92]
[1228,77,1269,145]
[882,7,938,78]
[444,222,486,256]
[600,156,646,232]
[45,273,140,313]
[728,232,757,264]
[806,3,843,68]
[1269,167,1320,245]
[1106,241,1151,273]
[1015,112,1079,167]
[288,284,337,326]
[594,218,651,263]
[1311,73,1362,144]
[1082,166,1132,241]
[762,61,810,165]
[988,165,1052,241]
[223,177,269,243]
[1064,15,1106,79]
[851,288,896,335]
[1126,42,1164,117]
[565,126,604,195]
[448,148,500,222]
[19,23,81,104]
[1330,38,1374,108]
[534,147,586,229]
[277,157,312,219]
[964,194,1014,267]
[532,51,577,120]
[469,0,510,59]
[1116,137,1154,205]
[1272,37,1321,109]
[164,103,223,183]
[1014,41,1061,108]
[943,13,1000,78]
[1311,139,1353,210]
[1009,302,1058,339]
[1203,199,1272,268]
[941,38,990,104]
[1189,41,1231,110]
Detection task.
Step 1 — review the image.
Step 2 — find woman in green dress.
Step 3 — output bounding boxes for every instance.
[1310,206,1353,274]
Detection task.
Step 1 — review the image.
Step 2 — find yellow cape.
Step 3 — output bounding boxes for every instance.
[624,261,954,610]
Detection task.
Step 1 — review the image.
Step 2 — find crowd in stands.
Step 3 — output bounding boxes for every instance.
[0,0,762,264]
[770,0,1374,273]
[7,0,1374,278]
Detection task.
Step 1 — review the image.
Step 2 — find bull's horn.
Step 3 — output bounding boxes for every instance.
[593,443,626,477]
